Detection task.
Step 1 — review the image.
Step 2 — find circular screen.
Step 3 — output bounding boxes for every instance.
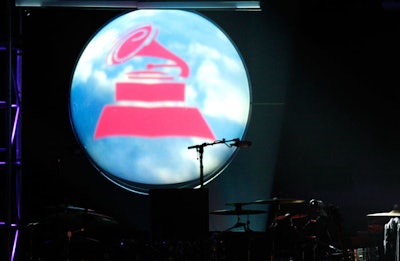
[69,10,251,194]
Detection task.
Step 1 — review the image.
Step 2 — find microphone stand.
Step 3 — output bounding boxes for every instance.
[188,138,251,261]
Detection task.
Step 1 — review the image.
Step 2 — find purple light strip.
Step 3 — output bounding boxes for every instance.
[11,107,19,145]
[11,230,19,261]
[17,51,22,101]
[0,222,17,226]
[0,161,21,165]
[0,103,17,108]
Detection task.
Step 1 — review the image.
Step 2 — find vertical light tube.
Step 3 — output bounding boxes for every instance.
[11,230,19,261]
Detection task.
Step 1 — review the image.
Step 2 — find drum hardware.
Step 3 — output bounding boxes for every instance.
[210,209,267,216]
[214,198,346,261]
[366,210,400,238]
[220,198,305,260]
[301,236,344,261]
[210,205,266,261]
[259,198,305,261]
[269,213,301,261]
[42,204,119,232]
[224,198,305,210]
[265,198,348,261]
[210,205,266,232]
[27,204,119,260]
[225,198,305,230]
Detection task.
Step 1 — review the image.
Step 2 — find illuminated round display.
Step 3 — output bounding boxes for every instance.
[69,10,251,194]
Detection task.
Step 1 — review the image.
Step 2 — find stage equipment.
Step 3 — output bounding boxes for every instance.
[220,198,348,260]
[188,138,252,188]
[15,0,262,11]
[366,210,400,228]
[0,24,22,261]
[223,198,305,234]
[26,205,119,260]
[365,209,400,260]
[251,197,305,205]
[210,201,265,232]
[249,198,347,261]
[42,205,118,229]
[274,213,307,221]
[210,204,266,261]
[367,210,400,217]
[262,198,305,261]
[150,188,209,241]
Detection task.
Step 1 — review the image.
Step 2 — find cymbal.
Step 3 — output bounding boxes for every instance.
[210,209,267,216]
[367,210,400,217]
[226,197,305,207]
[42,204,118,229]
[44,204,97,214]
[252,197,305,205]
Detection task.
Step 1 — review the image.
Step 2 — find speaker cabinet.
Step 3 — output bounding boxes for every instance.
[150,188,209,241]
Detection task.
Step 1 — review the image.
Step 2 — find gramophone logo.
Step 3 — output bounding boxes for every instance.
[94,24,215,140]
[70,10,251,194]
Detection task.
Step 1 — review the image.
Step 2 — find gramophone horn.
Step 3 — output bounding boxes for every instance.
[107,24,189,78]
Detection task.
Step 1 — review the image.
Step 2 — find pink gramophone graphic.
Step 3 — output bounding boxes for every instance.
[94,24,215,140]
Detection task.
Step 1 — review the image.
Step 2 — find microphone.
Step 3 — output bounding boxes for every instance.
[232,139,252,148]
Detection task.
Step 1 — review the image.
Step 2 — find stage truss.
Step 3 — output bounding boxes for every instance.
[1,31,22,261]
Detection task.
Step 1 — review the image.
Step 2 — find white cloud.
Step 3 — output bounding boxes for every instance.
[185,83,198,105]
[93,70,111,88]
[196,60,249,125]
[189,42,222,60]
[186,40,250,126]
[74,29,119,83]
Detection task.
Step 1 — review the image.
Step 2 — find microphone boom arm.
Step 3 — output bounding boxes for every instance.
[188,138,251,188]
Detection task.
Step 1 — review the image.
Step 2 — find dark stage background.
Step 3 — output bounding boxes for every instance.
[9,0,400,257]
